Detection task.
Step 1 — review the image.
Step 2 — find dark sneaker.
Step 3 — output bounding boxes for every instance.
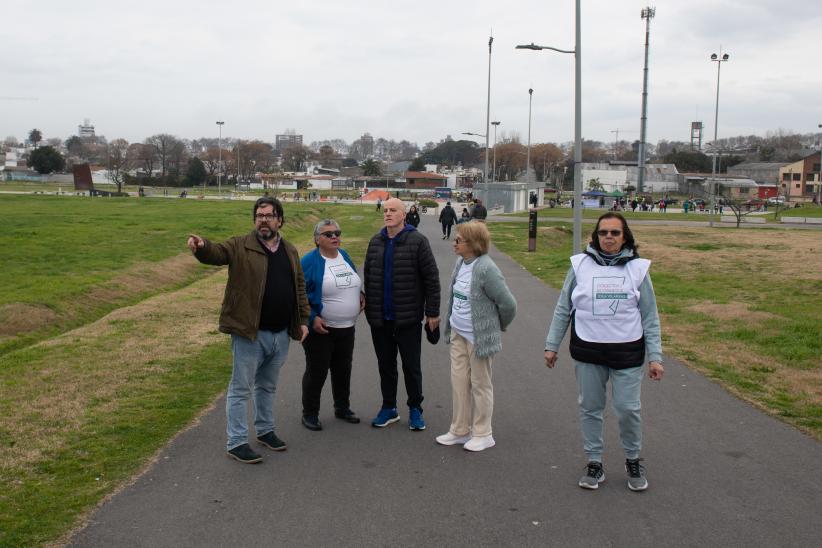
[408,407,426,431]
[227,443,262,464]
[625,458,648,491]
[302,415,323,431]
[334,409,361,424]
[257,431,287,451]
[578,461,605,489]
[371,407,400,427]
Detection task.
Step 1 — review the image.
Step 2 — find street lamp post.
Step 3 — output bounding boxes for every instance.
[491,121,500,182]
[637,7,655,194]
[817,123,822,205]
[516,0,582,253]
[485,35,493,185]
[526,89,533,185]
[216,121,224,196]
[709,49,729,228]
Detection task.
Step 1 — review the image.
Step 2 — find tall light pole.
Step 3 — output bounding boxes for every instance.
[817,123,822,205]
[516,0,582,253]
[526,88,533,184]
[637,7,655,194]
[485,35,493,185]
[216,121,224,195]
[491,121,500,182]
[709,49,729,227]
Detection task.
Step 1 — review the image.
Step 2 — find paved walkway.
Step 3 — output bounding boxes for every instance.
[70,219,821,547]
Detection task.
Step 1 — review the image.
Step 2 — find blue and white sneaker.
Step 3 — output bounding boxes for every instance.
[408,407,426,431]
[371,407,400,428]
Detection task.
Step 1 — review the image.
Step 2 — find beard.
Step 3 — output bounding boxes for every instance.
[256,226,277,240]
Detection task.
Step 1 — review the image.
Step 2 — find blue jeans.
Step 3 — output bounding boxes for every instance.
[226,330,290,450]
[574,361,643,462]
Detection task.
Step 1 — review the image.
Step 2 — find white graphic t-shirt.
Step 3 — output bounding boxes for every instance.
[321,253,362,328]
[449,260,475,343]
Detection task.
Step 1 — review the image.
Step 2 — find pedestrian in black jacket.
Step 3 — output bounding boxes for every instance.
[406,204,421,227]
[439,201,458,239]
[363,198,440,431]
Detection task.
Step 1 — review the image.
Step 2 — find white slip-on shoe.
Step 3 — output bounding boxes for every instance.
[435,432,471,446]
[464,435,495,452]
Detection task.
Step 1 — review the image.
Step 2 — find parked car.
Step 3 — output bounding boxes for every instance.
[767,196,786,204]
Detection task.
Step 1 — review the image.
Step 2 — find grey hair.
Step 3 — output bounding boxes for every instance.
[313,219,340,245]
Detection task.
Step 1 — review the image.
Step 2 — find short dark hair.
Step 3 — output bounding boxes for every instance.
[590,212,638,253]
[253,197,284,225]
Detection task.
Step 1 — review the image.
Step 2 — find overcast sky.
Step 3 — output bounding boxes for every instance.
[3,0,821,148]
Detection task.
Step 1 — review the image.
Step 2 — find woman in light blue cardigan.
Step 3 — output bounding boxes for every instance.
[437,221,516,452]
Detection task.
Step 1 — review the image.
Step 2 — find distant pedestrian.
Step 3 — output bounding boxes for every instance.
[363,198,440,431]
[439,201,458,239]
[187,197,309,464]
[471,199,488,221]
[376,198,382,211]
[460,207,471,223]
[631,199,637,212]
[300,219,363,431]
[437,222,516,452]
[406,204,421,228]
[544,212,664,491]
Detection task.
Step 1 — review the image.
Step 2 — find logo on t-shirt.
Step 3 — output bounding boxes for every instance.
[329,263,354,288]
[592,276,627,316]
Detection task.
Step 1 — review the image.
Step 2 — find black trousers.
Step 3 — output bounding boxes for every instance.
[441,222,453,238]
[301,326,356,416]
[370,321,423,410]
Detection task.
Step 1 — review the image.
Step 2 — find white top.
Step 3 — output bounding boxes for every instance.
[570,254,650,343]
[449,259,475,343]
[320,253,362,328]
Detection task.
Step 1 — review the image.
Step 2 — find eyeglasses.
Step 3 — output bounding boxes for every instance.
[597,229,622,237]
[454,237,467,244]
[320,230,342,238]
[255,214,278,221]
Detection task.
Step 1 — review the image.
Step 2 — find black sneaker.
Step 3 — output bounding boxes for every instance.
[227,443,263,464]
[578,461,605,489]
[334,409,361,424]
[302,415,323,431]
[625,458,648,491]
[257,431,287,451]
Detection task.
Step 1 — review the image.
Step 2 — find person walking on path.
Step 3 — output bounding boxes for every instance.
[406,204,421,228]
[437,222,517,452]
[376,197,382,211]
[363,198,440,431]
[300,219,364,431]
[439,201,458,239]
[470,199,488,221]
[187,197,309,464]
[543,212,664,491]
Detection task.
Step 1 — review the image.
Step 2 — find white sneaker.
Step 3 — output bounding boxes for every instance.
[435,432,471,446]
[464,435,495,452]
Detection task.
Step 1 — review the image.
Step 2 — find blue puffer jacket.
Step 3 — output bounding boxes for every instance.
[301,247,358,332]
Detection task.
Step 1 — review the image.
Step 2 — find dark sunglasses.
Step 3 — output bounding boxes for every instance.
[320,230,342,238]
[597,229,622,237]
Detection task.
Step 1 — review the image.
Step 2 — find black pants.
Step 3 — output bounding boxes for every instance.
[441,222,453,238]
[301,326,356,416]
[370,321,423,410]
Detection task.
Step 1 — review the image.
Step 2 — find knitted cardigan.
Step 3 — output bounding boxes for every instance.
[443,254,517,358]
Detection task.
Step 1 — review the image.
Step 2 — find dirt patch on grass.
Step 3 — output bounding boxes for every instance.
[0,303,58,336]
[686,302,777,322]
[636,227,822,281]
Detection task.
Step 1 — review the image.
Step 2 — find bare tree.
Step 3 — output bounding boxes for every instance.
[106,138,131,193]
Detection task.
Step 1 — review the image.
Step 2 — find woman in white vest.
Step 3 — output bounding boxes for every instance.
[544,212,663,492]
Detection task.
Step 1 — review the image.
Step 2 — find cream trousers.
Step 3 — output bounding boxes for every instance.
[449,331,494,437]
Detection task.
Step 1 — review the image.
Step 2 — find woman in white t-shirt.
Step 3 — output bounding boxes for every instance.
[437,222,517,452]
[300,220,364,431]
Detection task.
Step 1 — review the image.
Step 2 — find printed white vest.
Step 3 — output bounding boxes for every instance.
[570,254,650,343]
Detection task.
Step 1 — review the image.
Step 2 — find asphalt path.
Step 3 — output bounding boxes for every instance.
[70,218,821,547]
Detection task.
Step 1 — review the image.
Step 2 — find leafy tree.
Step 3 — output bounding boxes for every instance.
[362,159,382,176]
[408,157,426,171]
[662,149,711,173]
[420,139,480,167]
[341,157,358,168]
[530,143,563,182]
[28,129,42,148]
[65,135,85,158]
[186,157,207,187]
[29,145,65,174]
[586,178,604,191]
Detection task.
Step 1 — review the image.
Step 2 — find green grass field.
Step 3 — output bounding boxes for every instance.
[0,195,382,546]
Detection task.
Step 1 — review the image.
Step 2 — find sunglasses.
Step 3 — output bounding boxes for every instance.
[597,229,622,237]
[320,230,342,238]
